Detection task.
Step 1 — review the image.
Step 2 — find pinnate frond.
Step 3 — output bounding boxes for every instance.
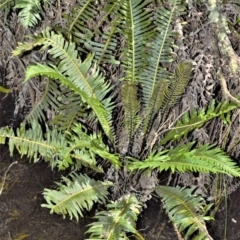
[120,0,153,83]
[121,82,141,145]
[42,173,113,222]
[86,194,143,240]
[19,31,115,139]
[0,120,65,162]
[163,61,192,110]
[155,186,214,240]
[161,99,240,144]
[141,0,187,110]
[128,142,240,176]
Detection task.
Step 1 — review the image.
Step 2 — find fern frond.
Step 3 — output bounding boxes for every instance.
[141,0,187,110]
[155,186,214,240]
[50,93,88,132]
[86,193,143,240]
[42,173,113,222]
[65,0,97,43]
[20,29,115,139]
[0,120,65,162]
[143,79,168,134]
[120,0,153,83]
[127,142,240,176]
[61,123,121,170]
[161,99,240,144]
[121,82,141,149]
[163,61,192,110]
[63,0,120,66]
[26,78,62,122]
[13,0,42,28]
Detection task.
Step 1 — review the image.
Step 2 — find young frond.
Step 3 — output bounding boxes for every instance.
[156,186,214,240]
[42,173,113,222]
[61,123,121,170]
[161,99,240,144]
[86,194,143,240]
[128,142,240,176]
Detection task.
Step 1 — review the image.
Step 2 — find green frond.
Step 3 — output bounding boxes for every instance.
[120,0,153,83]
[121,82,141,147]
[155,186,214,240]
[21,29,115,139]
[140,0,187,109]
[61,123,121,170]
[128,142,240,176]
[63,0,120,66]
[0,120,65,162]
[163,61,192,110]
[13,0,42,28]
[86,193,143,240]
[93,0,121,32]
[161,99,240,144]
[42,173,113,222]
[143,79,168,135]
[26,78,62,122]
[65,0,97,43]
[93,22,121,66]
[50,94,88,132]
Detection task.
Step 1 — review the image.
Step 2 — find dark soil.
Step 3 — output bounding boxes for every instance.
[0,93,92,240]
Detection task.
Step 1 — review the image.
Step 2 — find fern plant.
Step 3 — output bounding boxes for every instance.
[1,0,240,239]
[0,0,48,27]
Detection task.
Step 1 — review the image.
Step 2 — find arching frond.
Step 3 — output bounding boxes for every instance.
[127,142,240,176]
[161,99,240,144]
[86,194,143,240]
[155,186,214,240]
[63,123,121,170]
[42,173,113,222]
[14,27,115,139]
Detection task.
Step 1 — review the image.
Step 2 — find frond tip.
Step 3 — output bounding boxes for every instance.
[156,186,214,240]
[41,173,113,221]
